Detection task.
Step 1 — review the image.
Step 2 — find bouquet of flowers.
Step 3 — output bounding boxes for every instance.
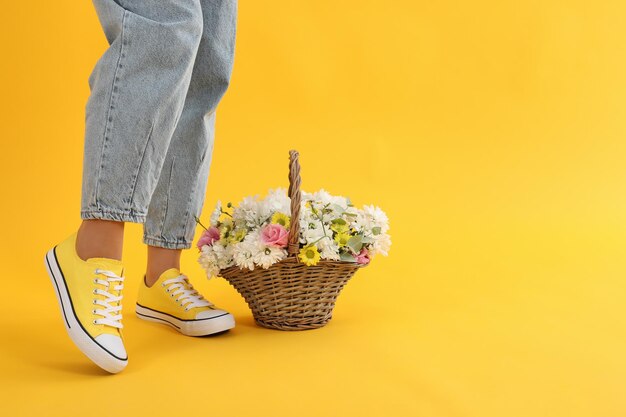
[196,188,391,279]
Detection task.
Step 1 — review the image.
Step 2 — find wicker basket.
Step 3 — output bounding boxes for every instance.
[219,150,367,330]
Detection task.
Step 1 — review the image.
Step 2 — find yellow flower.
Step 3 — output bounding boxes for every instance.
[228,228,247,243]
[219,218,234,239]
[271,212,290,228]
[334,232,351,247]
[330,220,349,234]
[298,245,321,266]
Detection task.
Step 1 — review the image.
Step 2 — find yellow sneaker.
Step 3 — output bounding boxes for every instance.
[136,268,235,336]
[44,232,128,373]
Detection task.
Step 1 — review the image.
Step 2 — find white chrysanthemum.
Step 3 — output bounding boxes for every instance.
[211,241,234,269]
[351,208,372,233]
[369,233,392,257]
[253,245,287,269]
[256,200,275,226]
[210,200,222,225]
[232,231,263,270]
[318,238,340,261]
[300,190,314,202]
[232,195,263,228]
[232,241,256,271]
[363,205,390,233]
[343,205,360,224]
[305,189,348,211]
[263,188,291,215]
[310,189,333,205]
[198,245,220,278]
[301,222,327,246]
[243,229,262,245]
[199,244,216,262]
[324,191,350,212]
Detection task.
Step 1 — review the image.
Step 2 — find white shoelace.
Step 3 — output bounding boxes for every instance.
[162,275,212,311]
[92,268,124,328]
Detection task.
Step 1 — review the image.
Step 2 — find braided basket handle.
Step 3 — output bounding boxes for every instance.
[287,150,301,256]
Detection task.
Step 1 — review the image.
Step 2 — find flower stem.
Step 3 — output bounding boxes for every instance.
[313,203,330,238]
[310,235,331,246]
[194,215,208,231]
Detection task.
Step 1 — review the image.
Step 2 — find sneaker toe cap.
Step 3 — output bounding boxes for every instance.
[95,334,127,359]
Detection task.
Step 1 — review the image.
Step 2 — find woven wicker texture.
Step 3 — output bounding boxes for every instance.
[219,150,366,330]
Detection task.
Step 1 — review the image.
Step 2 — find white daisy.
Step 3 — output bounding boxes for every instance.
[233,231,263,270]
[232,241,256,271]
[363,204,390,233]
[369,233,392,257]
[198,245,220,278]
[301,222,327,246]
[211,241,234,269]
[210,200,222,225]
[318,238,340,261]
[264,188,291,215]
[311,189,333,205]
[233,195,262,228]
[253,245,287,269]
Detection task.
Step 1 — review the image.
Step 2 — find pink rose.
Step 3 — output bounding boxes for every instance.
[260,223,289,247]
[197,226,221,249]
[355,248,370,265]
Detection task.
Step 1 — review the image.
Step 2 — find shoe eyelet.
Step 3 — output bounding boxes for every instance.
[92,300,97,304]
[92,289,97,294]
[92,320,97,324]
[92,309,96,314]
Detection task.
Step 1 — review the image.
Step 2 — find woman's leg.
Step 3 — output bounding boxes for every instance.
[46,0,207,372]
[79,0,205,257]
[76,219,125,261]
[143,0,237,285]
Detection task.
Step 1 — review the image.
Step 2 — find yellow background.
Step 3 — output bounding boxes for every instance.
[1,1,626,416]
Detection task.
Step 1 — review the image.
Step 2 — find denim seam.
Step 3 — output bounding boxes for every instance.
[178,162,202,249]
[127,120,155,210]
[81,208,146,223]
[93,9,129,211]
[158,155,176,238]
[143,234,192,250]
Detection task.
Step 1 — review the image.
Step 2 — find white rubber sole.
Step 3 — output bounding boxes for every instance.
[135,304,235,337]
[44,247,128,374]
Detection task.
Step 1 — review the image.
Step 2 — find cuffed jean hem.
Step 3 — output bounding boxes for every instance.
[81,208,147,224]
[143,234,193,250]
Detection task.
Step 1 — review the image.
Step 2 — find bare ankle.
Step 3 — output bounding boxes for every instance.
[145,245,182,287]
[76,219,125,261]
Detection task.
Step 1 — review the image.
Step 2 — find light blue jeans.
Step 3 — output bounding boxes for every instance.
[80,0,237,250]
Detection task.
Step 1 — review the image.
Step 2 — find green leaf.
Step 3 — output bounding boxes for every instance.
[347,234,363,253]
[331,218,347,226]
[371,226,381,235]
[340,252,357,262]
[361,236,374,244]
